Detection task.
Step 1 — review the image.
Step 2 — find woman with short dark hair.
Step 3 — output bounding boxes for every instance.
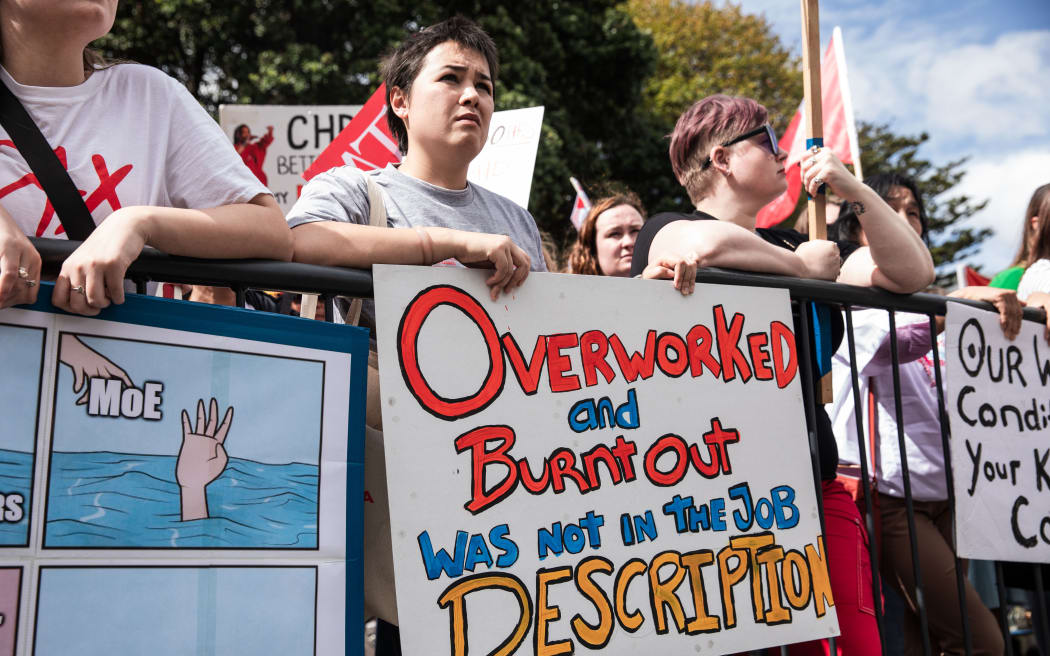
[288,16,545,304]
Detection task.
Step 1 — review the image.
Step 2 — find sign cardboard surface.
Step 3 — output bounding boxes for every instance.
[374,266,839,654]
[0,287,368,655]
[947,303,1050,562]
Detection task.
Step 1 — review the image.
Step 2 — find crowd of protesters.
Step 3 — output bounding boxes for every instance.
[1,5,1049,656]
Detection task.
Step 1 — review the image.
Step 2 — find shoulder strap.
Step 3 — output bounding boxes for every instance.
[0,80,95,240]
[344,173,388,326]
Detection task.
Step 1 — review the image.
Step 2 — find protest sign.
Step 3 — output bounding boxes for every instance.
[219,104,363,212]
[0,286,368,655]
[374,266,839,654]
[466,106,544,209]
[947,303,1050,562]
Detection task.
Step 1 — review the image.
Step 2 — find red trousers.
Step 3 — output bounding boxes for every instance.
[781,479,881,656]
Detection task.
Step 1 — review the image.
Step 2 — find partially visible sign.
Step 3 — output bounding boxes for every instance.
[947,303,1050,562]
[1,285,368,654]
[302,86,399,183]
[219,104,363,213]
[467,106,544,209]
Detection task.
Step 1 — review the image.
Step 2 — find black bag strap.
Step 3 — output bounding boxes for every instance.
[0,80,95,240]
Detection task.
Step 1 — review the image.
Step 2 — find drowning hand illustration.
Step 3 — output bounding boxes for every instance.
[177,398,233,521]
[59,334,133,405]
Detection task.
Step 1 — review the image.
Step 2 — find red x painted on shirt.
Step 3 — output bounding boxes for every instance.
[0,141,133,236]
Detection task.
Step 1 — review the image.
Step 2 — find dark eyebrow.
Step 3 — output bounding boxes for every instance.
[441,64,491,82]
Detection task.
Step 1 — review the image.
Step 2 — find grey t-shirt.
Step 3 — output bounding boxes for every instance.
[287,164,547,328]
[287,164,546,269]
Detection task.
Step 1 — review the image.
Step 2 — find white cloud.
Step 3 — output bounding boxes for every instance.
[949,149,1050,273]
[844,27,1050,145]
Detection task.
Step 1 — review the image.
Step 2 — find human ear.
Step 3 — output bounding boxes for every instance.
[390,86,410,120]
[711,146,731,176]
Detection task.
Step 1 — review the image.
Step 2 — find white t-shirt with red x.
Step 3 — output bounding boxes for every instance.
[0,63,267,239]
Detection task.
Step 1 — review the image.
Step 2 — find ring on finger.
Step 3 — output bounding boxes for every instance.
[809,145,820,154]
[25,279,36,288]
[814,177,824,187]
[72,285,86,295]
[17,266,29,279]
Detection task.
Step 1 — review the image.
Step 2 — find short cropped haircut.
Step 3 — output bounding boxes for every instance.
[568,192,648,276]
[833,173,929,244]
[380,16,499,155]
[668,95,768,205]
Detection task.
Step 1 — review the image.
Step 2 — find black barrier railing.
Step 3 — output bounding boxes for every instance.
[30,237,1050,656]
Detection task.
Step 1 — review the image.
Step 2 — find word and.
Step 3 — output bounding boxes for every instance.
[435,532,833,656]
[87,378,163,420]
[397,285,798,421]
[569,389,639,433]
[0,493,24,522]
[454,417,741,514]
[663,483,799,534]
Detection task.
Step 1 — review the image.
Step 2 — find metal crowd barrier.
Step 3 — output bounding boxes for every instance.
[32,237,1050,656]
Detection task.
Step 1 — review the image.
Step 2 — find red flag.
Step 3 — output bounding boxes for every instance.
[757,27,861,228]
[303,84,402,181]
[956,264,990,288]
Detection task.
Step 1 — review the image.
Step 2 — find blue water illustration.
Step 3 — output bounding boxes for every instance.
[45,451,318,549]
[0,449,32,545]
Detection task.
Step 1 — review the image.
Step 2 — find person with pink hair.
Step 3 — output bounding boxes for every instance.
[632,94,934,655]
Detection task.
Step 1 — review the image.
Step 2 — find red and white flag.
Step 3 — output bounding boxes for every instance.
[303,84,402,181]
[956,263,990,288]
[569,177,591,231]
[757,26,862,228]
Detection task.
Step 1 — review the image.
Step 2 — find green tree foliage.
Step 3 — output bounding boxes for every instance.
[97,0,658,247]
[97,1,985,272]
[858,121,990,282]
[626,0,801,131]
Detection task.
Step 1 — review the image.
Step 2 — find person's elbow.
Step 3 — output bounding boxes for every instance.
[290,223,340,266]
[887,252,935,293]
[878,257,935,294]
[250,195,294,261]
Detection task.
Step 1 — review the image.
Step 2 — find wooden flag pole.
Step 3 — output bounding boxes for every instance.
[800,0,826,239]
[801,0,835,403]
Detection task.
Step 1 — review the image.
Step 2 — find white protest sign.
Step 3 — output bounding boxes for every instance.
[374,266,838,655]
[467,106,544,209]
[219,105,362,212]
[947,303,1050,562]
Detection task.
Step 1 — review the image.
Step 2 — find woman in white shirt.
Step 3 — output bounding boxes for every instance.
[0,0,292,315]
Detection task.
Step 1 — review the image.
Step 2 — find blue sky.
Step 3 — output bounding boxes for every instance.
[730,0,1050,274]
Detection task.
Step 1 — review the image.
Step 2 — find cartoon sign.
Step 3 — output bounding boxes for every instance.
[374,266,839,655]
[219,104,364,213]
[947,303,1050,562]
[0,287,367,655]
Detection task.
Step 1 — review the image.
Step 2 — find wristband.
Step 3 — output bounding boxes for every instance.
[414,227,434,265]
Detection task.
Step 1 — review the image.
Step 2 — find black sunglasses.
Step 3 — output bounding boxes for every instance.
[701,124,779,169]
